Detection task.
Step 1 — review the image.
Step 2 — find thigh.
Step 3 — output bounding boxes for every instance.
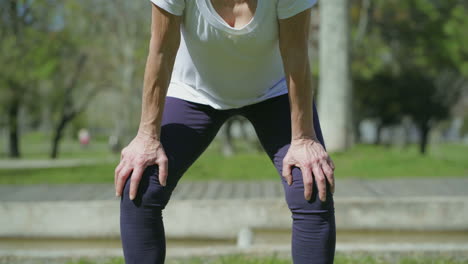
[121,96,229,209]
[120,97,229,264]
[242,94,334,213]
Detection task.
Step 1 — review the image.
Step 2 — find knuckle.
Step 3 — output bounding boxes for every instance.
[317,177,326,183]
[118,171,128,179]
[135,158,145,166]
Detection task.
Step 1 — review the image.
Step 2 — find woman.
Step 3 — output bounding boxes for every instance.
[114,0,336,263]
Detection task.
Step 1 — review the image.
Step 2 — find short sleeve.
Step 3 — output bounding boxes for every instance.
[277,0,317,20]
[149,0,185,16]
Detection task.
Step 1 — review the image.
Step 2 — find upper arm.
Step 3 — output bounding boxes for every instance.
[278,8,311,69]
[277,0,316,59]
[149,3,182,57]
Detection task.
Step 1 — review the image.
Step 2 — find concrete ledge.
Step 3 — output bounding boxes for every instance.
[1,197,467,239]
[2,243,468,261]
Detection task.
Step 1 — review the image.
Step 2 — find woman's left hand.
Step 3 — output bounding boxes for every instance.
[282,138,335,202]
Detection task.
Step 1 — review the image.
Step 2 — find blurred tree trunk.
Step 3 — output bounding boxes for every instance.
[1,0,59,158]
[318,0,353,152]
[374,123,383,145]
[5,1,21,158]
[51,116,70,159]
[50,54,98,159]
[7,86,20,158]
[417,120,430,154]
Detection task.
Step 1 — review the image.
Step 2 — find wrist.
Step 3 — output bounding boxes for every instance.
[291,137,318,145]
[291,131,318,142]
[137,125,160,141]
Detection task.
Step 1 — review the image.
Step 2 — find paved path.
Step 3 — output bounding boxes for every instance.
[1,177,467,202]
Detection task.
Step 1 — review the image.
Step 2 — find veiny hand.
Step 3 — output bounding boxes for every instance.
[282,138,335,202]
[114,133,168,200]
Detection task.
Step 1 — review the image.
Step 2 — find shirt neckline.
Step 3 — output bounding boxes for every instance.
[197,0,264,35]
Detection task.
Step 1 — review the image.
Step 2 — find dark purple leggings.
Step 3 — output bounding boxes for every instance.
[120,93,336,263]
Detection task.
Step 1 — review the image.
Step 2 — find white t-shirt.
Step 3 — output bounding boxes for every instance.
[149,0,317,109]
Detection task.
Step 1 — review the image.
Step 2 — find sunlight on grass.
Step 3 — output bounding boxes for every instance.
[0,134,467,184]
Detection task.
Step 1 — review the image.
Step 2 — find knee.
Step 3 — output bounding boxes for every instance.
[122,164,174,210]
[284,167,335,214]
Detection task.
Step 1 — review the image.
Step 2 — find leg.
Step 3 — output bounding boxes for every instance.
[120,97,229,264]
[241,94,336,264]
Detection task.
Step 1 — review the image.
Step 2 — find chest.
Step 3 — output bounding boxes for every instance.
[210,0,257,29]
[183,0,278,50]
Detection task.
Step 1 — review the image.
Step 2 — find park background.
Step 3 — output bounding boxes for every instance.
[0,0,468,263]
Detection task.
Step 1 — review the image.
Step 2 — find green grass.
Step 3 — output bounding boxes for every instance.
[0,131,114,160]
[64,255,468,264]
[0,135,467,184]
[0,163,116,184]
[331,143,468,178]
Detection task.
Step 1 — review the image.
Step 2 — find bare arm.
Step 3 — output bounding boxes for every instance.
[279,9,315,141]
[115,5,181,200]
[279,9,335,201]
[139,5,181,138]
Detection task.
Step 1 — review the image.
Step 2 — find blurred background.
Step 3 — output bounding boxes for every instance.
[0,0,467,264]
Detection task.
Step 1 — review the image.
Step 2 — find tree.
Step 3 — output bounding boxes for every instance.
[47,0,111,158]
[350,0,468,154]
[318,0,353,152]
[354,73,404,145]
[0,0,59,158]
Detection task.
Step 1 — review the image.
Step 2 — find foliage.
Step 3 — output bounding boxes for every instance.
[350,0,468,153]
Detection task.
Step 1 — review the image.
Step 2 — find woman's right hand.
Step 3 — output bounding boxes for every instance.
[114,132,168,200]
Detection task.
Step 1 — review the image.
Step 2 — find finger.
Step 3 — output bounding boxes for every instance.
[282,159,293,186]
[312,164,327,202]
[328,156,336,171]
[321,161,335,194]
[114,162,124,188]
[302,166,314,200]
[129,166,144,200]
[116,166,133,197]
[157,157,169,187]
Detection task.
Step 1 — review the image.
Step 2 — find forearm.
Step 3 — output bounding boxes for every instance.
[138,43,177,139]
[278,9,316,141]
[138,6,181,140]
[286,61,317,141]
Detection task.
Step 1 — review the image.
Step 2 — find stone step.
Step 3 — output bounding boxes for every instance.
[1,177,468,202]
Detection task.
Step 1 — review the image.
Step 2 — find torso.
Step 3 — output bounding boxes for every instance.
[167,0,287,109]
[167,0,316,109]
[209,0,257,29]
